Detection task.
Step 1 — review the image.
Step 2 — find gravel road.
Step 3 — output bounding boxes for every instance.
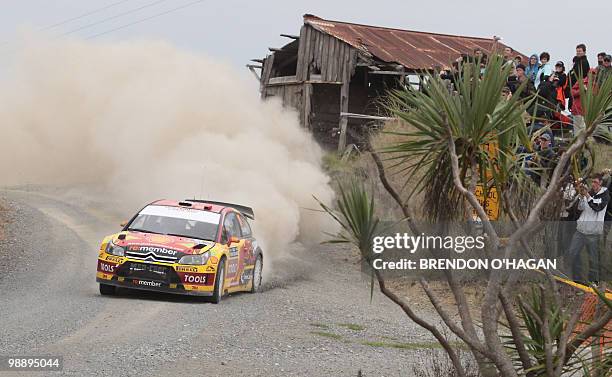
[0,187,440,377]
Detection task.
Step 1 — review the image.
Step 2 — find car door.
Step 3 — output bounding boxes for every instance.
[237,214,256,268]
[222,212,245,286]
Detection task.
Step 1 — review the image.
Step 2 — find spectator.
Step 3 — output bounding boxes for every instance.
[596,54,611,88]
[472,48,484,64]
[568,44,590,112]
[526,54,540,82]
[603,169,612,245]
[511,64,536,99]
[570,44,590,84]
[553,61,569,110]
[570,75,588,134]
[502,46,517,78]
[502,46,513,62]
[535,52,554,88]
[558,175,579,257]
[501,86,512,101]
[567,174,610,283]
[440,57,463,92]
[514,55,523,66]
[597,52,607,69]
[536,133,556,169]
[523,133,555,185]
[534,75,559,120]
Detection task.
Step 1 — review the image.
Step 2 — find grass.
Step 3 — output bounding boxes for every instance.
[338,323,366,331]
[310,331,343,340]
[309,322,330,329]
[308,323,467,352]
[592,141,612,173]
[359,340,444,350]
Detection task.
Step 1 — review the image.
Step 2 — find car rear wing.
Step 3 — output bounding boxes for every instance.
[185,199,255,220]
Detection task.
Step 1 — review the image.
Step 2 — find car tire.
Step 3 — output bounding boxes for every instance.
[99,283,116,296]
[250,254,263,293]
[210,259,226,304]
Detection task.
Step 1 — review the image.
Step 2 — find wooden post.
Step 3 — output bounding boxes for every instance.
[337,47,354,152]
[259,53,275,97]
[303,83,312,130]
[338,82,349,152]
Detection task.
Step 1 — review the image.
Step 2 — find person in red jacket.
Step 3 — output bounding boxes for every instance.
[571,75,588,134]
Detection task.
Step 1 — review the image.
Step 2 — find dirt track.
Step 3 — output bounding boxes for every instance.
[0,187,443,377]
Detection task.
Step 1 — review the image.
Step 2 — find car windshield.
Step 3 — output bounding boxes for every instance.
[127,205,220,241]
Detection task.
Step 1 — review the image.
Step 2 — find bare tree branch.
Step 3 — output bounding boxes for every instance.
[501,191,558,306]
[419,278,495,359]
[445,116,516,376]
[554,296,585,376]
[445,119,500,248]
[372,270,467,377]
[541,287,555,377]
[369,136,495,375]
[366,142,421,236]
[500,291,535,376]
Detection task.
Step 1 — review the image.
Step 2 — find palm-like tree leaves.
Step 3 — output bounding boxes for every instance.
[383,54,531,220]
[315,181,381,260]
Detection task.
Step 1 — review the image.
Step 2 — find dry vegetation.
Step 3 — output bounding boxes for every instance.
[0,200,8,241]
[593,141,612,173]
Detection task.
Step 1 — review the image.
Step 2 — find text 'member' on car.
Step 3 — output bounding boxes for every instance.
[96,199,263,303]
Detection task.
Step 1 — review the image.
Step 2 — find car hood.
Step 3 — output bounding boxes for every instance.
[113,231,215,255]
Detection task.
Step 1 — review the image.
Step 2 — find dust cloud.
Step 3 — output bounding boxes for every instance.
[0,35,336,274]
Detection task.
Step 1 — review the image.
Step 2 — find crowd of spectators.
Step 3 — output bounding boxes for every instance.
[439,43,611,284]
[440,43,611,136]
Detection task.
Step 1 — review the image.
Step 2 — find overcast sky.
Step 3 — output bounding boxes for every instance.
[1,0,611,75]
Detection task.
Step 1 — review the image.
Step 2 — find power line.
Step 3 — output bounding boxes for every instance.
[62,0,171,36]
[42,0,133,31]
[85,0,205,39]
[0,0,205,57]
[0,0,132,47]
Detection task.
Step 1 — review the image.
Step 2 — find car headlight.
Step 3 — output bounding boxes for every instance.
[178,252,209,265]
[105,241,125,257]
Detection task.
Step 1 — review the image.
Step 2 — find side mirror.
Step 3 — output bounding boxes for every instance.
[120,220,128,228]
[228,236,239,246]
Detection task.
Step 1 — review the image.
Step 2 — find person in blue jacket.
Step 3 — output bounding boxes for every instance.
[526,54,540,83]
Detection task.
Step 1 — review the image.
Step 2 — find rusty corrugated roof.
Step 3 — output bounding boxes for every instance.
[303,14,527,70]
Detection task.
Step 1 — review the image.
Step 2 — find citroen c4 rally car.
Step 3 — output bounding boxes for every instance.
[96,199,263,303]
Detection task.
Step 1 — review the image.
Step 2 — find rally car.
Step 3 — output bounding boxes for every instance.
[96,199,263,303]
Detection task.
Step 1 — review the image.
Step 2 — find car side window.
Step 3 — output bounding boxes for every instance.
[238,215,252,237]
[223,212,242,239]
[220,226,229,244]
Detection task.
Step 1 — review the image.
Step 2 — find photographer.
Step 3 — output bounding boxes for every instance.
[558,175,579,257]
[567,174,610,283]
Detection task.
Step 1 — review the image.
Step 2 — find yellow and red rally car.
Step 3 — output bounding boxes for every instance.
[96,199,263,303]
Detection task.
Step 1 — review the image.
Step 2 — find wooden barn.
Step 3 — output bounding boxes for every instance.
[250,14,524,150]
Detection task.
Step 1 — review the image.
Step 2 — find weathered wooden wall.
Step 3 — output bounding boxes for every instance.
[296,25,357,83]
[260,25,363,147]
[263,82,312,129]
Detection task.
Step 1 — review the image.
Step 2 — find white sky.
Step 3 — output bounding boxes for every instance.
[1,0,611,75]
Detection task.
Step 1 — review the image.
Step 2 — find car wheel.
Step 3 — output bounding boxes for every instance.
[210,259,225,304]
[250,254,263,293]
[99,283,116,296]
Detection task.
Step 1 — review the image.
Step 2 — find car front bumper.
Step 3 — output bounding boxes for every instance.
[96,274,214,296]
